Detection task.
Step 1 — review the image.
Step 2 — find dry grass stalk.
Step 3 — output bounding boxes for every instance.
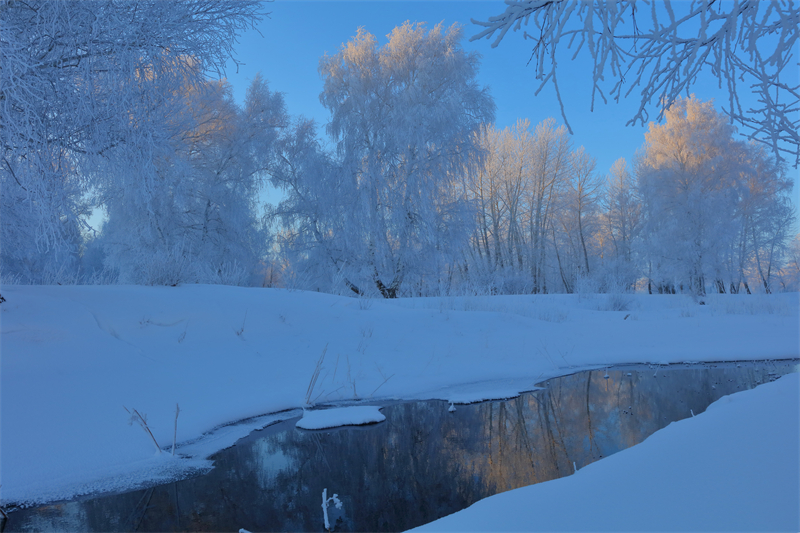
[172,403,180,456]
[124,406,161,453]
[305,344,328,405]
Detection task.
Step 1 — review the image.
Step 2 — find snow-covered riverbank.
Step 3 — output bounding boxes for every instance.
[1,285,797,509]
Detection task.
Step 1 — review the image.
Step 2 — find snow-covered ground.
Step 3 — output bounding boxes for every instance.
[1,284,798,516]
[412,372,800,532]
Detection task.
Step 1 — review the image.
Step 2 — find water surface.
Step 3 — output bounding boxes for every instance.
[5,360,797,532]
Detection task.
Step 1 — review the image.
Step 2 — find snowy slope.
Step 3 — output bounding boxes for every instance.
[1,284,797,507]
[411,373,800,532]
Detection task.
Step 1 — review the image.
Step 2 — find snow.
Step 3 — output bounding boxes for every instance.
[1,284,798,512]
[296,406,385,430]
[411,373,800,532]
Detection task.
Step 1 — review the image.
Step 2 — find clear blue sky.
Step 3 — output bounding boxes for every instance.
[222,0,798,216]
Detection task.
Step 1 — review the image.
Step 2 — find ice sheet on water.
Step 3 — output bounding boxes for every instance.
[296,406,385,430]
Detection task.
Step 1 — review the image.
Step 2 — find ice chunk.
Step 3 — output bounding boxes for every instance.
[296,406,385,430]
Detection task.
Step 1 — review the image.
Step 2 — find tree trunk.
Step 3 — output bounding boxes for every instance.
[552,224,572,293]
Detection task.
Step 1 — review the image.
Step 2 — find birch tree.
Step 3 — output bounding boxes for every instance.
[466,126,509,278]
[599,158,642,290]
[268,118,359,293]
[637,96,744,295]
[637,96,795,295]
[735,143,795,293]
[526,118,572,293]
[464,118,583,294]
[308,22,495,297]
[1,0,264,282]
[99,75,285,285]
[777,233,800,292]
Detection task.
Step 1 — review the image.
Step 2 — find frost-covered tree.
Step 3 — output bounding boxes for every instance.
[637,97,742,295]
[733,142,795,293]
[465,119,590,294]
[563,147,601,275]
[99,75,286,285]
[776,233,800,292]
[268,118,359,292]
[1,0,264,282]
[465,121,540,293]
[598,158,642,290]
[274,22,495,297]
[550,146,604,293]
[524,119,574,293]
[465,125,510,282]
[472,0,799,166]
[638,97,794,295]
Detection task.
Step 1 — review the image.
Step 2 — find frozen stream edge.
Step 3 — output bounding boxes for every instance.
[4,359,796,512]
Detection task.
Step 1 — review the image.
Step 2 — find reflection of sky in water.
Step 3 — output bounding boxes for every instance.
[6,360,798,533]
[252,434,293,489]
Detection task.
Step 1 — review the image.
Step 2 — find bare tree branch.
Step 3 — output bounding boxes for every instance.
[471,0,799,166]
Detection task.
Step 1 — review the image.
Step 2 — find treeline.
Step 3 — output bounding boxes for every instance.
[266,25,797,298]
[456,98,797,297]
[2,10,796,296]
[273,99,797,297]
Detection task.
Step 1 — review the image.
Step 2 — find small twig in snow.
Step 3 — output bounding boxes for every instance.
[178,321,188,343]
[235,310,248,337]
[370,373,394,397]
[172,403,180,455]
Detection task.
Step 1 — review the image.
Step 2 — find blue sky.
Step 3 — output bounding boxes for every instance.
[222,0,798,214]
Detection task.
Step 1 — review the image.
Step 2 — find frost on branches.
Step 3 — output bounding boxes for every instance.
[96,74,287,286]
[455,98,792,297]
[270,22,495,297]
[471,0,799,166]
[637,96,794,296]
[0,0,264,283]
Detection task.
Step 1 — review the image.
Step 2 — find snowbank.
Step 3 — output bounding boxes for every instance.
[296,406,385,430]
[1,285,797,507]
[411,373,800,532]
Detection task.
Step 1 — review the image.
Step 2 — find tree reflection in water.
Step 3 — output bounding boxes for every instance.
[7,360,797,533]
